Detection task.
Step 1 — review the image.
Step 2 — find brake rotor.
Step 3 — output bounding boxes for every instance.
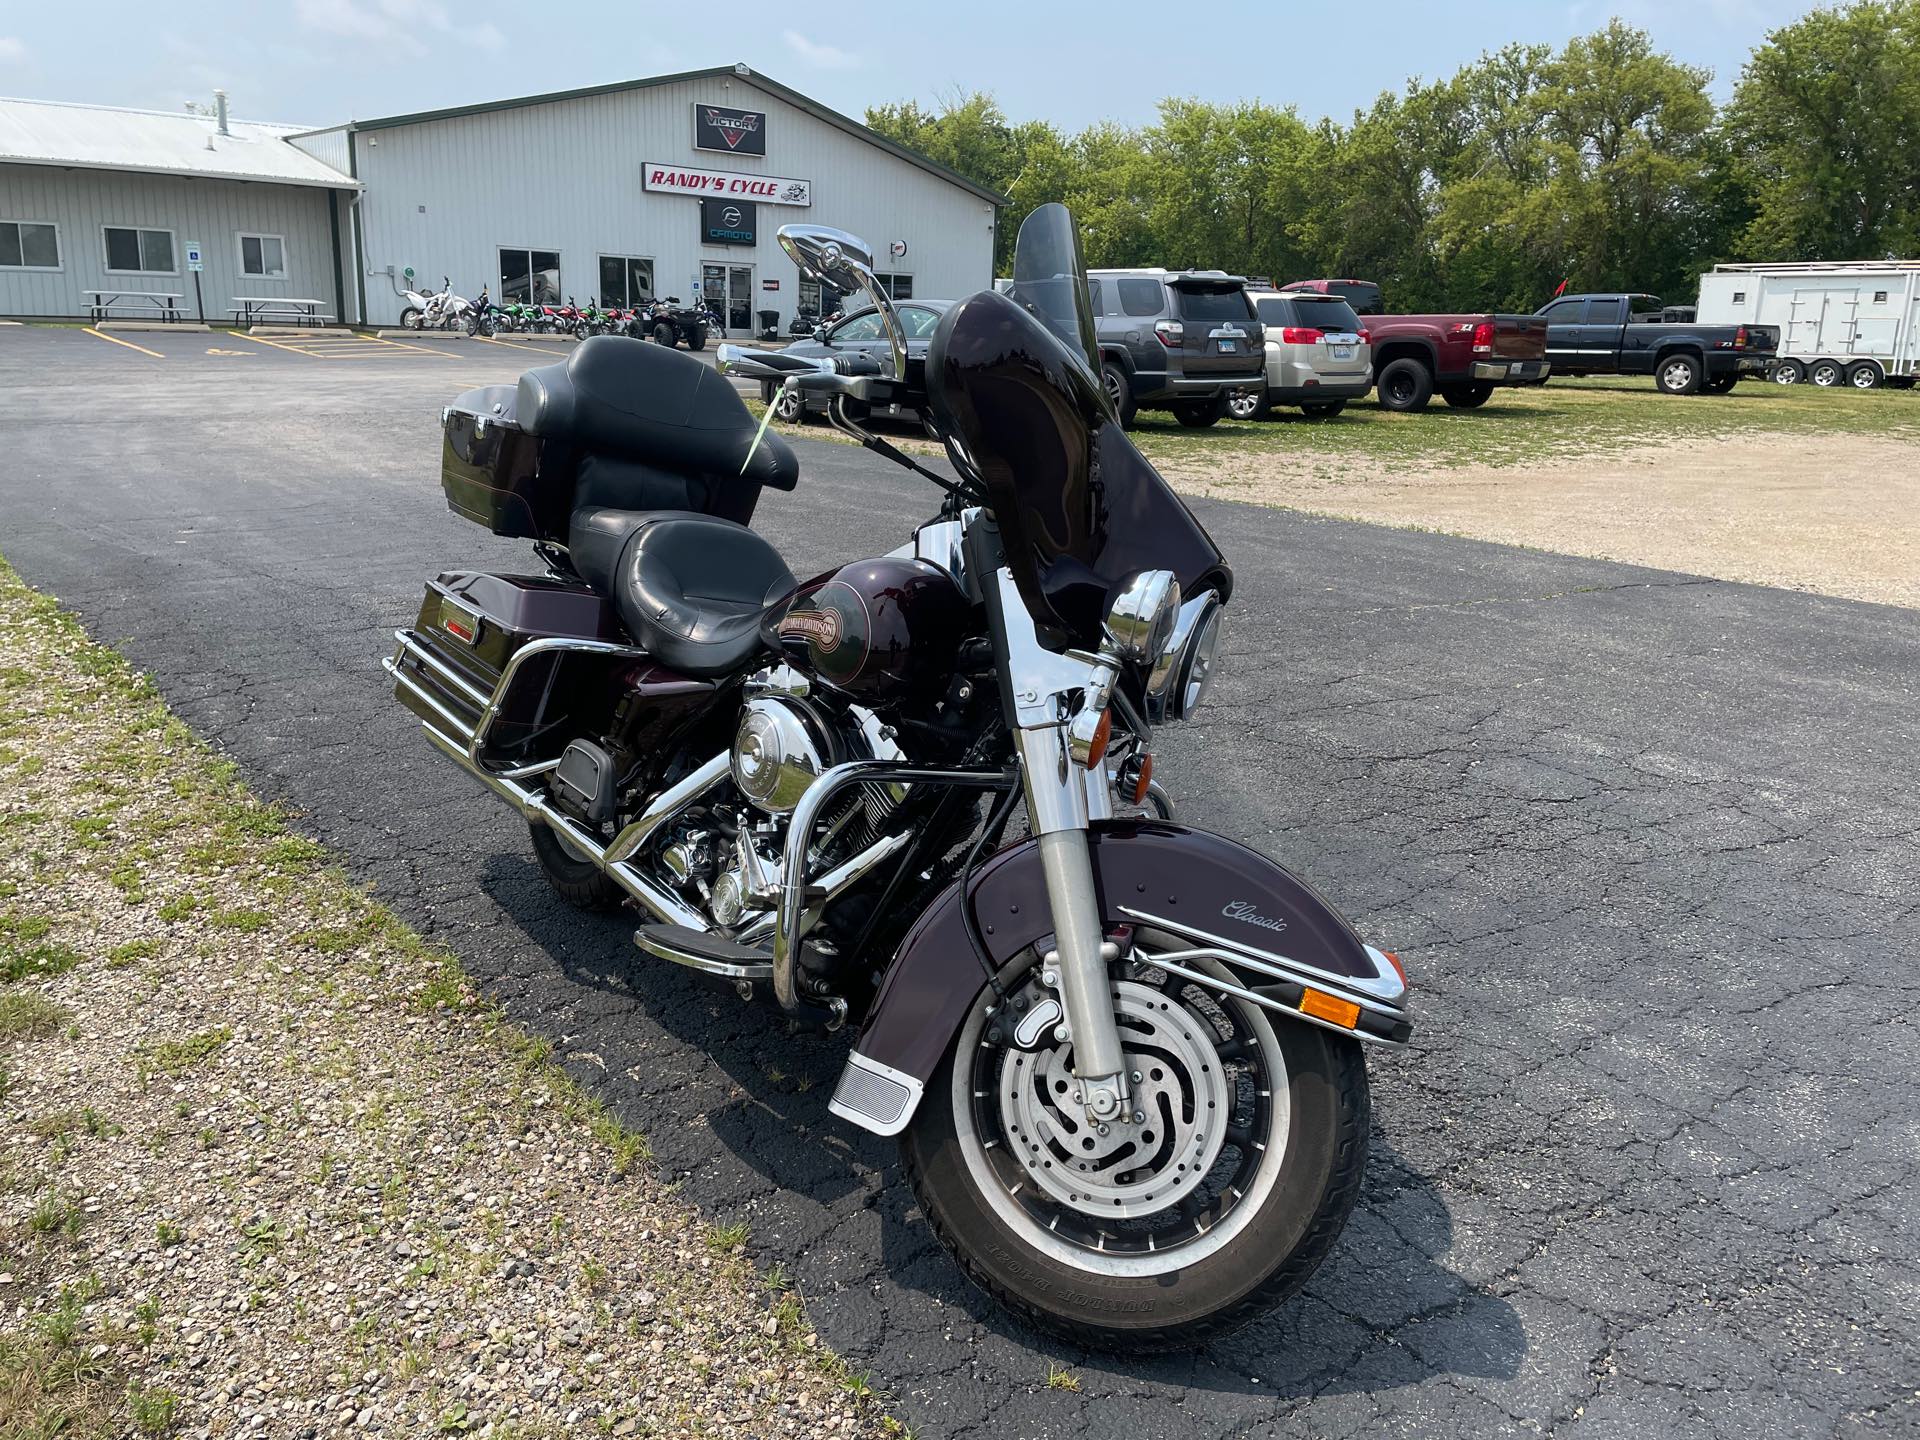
[996,979,1231,1219]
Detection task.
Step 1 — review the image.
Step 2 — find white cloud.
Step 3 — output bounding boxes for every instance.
[783,30,860,70]
[294,0,501,56]
[0,36,26,64]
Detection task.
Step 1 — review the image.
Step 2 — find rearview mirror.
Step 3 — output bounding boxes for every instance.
[778,225,876,294]
[813,325,830,343]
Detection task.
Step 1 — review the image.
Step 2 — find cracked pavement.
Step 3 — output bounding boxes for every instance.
[2,328,1915,1438]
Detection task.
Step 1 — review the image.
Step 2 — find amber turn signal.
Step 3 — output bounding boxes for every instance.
[1299,987,1362,1029]
[1130,752,1154,805]
[1085,708,1113,769]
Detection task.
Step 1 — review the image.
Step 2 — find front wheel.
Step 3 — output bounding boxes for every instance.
[1227,386,1269,421]
[1170,394,1230,428]
[651,321,677,346]
[902,946,1370,1351]
[687,324,708,351]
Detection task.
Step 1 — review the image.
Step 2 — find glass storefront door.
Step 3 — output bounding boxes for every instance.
[701,264,755,336]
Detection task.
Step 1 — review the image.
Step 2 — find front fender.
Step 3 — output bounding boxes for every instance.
[828,818,1412,1136]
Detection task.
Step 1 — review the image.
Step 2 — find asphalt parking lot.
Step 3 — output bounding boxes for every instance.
[2,323,1915,1438]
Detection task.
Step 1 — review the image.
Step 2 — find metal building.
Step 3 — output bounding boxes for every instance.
[0,94,358,322]
[3,66,1002,332]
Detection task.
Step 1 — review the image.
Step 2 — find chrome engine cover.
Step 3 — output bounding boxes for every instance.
[731,696,833,813]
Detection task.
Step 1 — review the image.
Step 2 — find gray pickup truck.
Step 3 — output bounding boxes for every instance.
[1538,292,1779,394]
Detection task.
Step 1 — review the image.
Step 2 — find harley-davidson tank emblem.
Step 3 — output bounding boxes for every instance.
[777,608,841,648]
[1222,900,1288,935]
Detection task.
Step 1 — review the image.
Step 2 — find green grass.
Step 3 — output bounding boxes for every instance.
[1122,375,1920,474]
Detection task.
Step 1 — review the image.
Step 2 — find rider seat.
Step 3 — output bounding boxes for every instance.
[568,507,795,678]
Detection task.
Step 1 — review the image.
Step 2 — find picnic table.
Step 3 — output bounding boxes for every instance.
[230,297,333,326]
[82,290,185,323]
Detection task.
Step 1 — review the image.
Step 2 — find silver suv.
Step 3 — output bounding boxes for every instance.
[1086,269,1266,429]
[1230,291,1371,419]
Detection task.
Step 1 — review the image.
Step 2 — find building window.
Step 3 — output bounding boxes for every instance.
[598,255,655,308]
[239,233,287,278]
[500,247,561,305]
[1731,291,1746,303]
[877,272,914,300]
[0,220,60,270]
[104,226,176,275]
[1874,290,1888,304]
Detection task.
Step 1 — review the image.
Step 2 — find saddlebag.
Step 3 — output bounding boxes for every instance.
[388,571,630,767]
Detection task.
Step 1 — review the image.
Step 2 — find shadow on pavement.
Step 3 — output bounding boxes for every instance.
[476,852,1526,1403]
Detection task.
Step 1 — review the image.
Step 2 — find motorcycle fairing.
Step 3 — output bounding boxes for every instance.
[829,818,1412,1136]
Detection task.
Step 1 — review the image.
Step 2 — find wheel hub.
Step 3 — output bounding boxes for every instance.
[997,980,1231,1219]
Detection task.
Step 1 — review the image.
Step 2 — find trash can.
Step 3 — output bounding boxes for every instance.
[757,309,780,337]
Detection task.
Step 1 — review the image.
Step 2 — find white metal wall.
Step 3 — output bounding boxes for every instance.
[348,76,996,328]
[0,163,340,320]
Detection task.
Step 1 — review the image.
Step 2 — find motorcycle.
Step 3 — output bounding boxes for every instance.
[400,275,468,332]
[385,204,1411,1350]
[464,284,497,338]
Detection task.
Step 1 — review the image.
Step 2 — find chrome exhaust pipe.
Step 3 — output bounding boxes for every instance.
[416,723,713,932]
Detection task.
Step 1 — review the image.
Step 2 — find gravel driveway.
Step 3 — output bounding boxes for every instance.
[2,329,1915,1438]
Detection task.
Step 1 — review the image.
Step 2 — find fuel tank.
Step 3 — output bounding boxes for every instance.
[765,556,970,705]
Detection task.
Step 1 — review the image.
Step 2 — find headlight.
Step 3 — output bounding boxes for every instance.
[1103,570,1181,663]
[1146,592,1224,723]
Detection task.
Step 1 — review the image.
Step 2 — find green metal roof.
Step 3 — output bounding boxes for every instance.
[304,65,1006,206]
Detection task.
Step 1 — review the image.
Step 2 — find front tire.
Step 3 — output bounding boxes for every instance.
[528,822,624,911]
[1227,386,1269,421]
[1171,394,1230,428]
[651,321,677,347]
[902,947,1370,1351]
[1439,382,1494,409]
[688,324,708,351]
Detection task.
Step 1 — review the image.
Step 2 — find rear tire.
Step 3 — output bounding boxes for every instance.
[771,385,806,424]
[528,822,624,911]
[1171,394,1230,428]
[1300,400,1347,418]
[902,947,1371,1352]
[1100,361,1138,429]
[1439,383,1494,409]
[1655,352,1703,395]
[399,307,423,331]
[1809,359,1844,387]
[1771,359,1804,385]
[1375,357,1434,413]
[1703,374,1739,394]
[688,324,708,351]
[1847,361,1882,389]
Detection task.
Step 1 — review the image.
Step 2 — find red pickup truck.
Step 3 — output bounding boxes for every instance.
[1280,279,1552,412]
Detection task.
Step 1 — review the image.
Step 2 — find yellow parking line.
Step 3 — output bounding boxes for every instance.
[475,335,562,356]
[234,330,328,357]
[83,327,164,358]
[356,331,461,358]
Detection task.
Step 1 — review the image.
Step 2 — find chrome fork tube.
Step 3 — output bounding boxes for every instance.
[1014,727,1130,1115]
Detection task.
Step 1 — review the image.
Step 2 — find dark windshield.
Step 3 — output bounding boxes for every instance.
[927,208,1231,648]
[1263,295,1361,332]
[1175,286,1255,322]
[1007,203,1099,377]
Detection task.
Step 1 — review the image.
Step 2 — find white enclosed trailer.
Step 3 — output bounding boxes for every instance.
[1696,261,1920,388]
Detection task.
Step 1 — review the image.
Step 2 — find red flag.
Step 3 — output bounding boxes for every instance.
[1552,277,1568,297]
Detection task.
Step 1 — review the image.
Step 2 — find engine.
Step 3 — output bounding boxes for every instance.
[656,670,910,943]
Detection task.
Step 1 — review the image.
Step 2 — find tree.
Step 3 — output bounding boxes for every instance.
[1726,0,1920,260]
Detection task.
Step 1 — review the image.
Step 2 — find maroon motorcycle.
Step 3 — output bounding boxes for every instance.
[386,205,1411,1349]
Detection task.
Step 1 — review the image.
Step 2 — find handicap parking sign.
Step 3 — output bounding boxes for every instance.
[186,242,203,273]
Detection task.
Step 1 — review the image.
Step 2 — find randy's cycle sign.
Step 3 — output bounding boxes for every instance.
[644,163,811,207]
[695,103,767,156]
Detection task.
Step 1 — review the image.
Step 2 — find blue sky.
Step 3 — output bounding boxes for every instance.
[0,0,1821,130]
